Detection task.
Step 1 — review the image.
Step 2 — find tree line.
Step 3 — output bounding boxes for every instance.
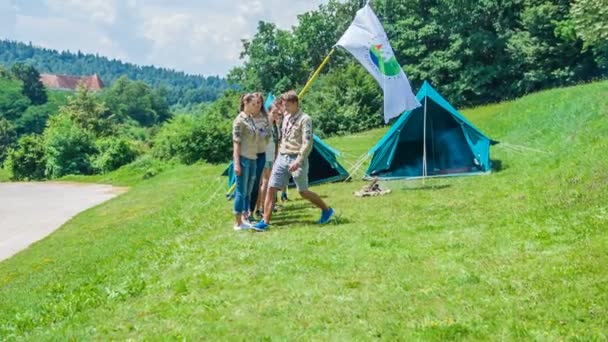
[229,0,607,136]
[0,40,232,107]
[0,63,236,181]
[1,0,607,181]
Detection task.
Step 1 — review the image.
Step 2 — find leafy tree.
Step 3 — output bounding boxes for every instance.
[10,63,47,105]
[0,40,232,107]
[13,91,68,136]
[507,1,597,94]
[228,22,305,94]
[5,134,47,180]
[152,113,231,165]
[197,113,232,164]
[230,0,605,113]
[44,114,96,178]
[294,0,366,72]
[202,90,242,120]
[101,76,172,127]
[59,85,114,136]
[0,118,16,162]
[0,76,30,121]
[569,0,608,69]
[92,137,140,173]
[228,0,366,94]
[302,63,383,136]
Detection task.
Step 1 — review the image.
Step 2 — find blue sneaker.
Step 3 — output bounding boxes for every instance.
[251,220,269,231]
[318,208,335,224]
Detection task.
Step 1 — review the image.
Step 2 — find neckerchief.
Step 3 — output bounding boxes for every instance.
[282,111,302,141]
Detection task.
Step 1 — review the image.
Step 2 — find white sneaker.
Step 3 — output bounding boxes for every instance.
[233,223,250,231]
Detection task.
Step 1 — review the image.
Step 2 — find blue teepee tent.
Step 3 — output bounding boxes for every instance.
[366,81,497,180]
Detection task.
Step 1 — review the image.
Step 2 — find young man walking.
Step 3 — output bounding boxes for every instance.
[253,91,334,230]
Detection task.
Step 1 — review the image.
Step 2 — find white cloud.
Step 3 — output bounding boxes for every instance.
[13,14,128,61]
[137,11,247,75]
[0,0,17,36]
[2,0,331,76]
[47,0,118,25]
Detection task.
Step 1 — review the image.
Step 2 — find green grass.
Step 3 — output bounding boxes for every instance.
[59,155,172,187]
[0,168,9,182]
[1,81,607,340]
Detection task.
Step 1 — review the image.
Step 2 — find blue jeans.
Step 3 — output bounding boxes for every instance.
[234,156,257,215]
[250,152,266,212]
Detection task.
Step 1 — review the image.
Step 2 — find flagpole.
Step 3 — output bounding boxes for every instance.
[422,96,428,182]
[298,48,335,98]
[225,49,335,197]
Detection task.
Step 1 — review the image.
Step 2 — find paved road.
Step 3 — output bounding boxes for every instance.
[0,182,124,261]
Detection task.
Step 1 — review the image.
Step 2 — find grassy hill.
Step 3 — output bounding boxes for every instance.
[0,81,606,340]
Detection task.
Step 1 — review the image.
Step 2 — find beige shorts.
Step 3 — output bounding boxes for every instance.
[268,154,309,192]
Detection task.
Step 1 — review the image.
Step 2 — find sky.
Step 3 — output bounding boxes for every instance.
[0,0,329,76]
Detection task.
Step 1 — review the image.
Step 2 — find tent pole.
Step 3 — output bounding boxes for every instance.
[422,96,428,182]
[430,109,435,167]
[298,48,336,99]
[227,182,236,195]
[267,48,334,199]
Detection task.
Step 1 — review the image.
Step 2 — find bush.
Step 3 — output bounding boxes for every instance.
[152,113,231,165]
[92,138,141,174]
[101,76,172,127]
[44,114,96,178]
[126,154,170,180]
[4,134,46,181]
[198,113,232,163]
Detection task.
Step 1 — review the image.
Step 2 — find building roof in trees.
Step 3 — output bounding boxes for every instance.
[40,73,104,91]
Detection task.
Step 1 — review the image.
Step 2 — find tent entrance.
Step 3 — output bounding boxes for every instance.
[289,142,348,187]
[382,100,482,179]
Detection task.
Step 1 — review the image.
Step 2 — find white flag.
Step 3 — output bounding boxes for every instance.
[336,3,420,123]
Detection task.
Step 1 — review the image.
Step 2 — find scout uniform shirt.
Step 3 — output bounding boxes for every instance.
[232,111,259,160]
[279,110,313,160]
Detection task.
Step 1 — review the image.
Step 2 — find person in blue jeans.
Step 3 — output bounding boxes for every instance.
[232,93,264,230]
[249,92,271,220]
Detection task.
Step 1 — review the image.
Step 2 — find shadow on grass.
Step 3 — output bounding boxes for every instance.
[402,184,451,191]
[271,214,350,228]
[273,213,309,221]
[281,203,318,211]
[492,159,505,172]
[279,194,329,202]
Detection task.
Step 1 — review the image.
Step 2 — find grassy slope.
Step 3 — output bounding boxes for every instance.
[59,156,171,187]
[0,82,607,340]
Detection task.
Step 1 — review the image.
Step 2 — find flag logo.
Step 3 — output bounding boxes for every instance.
[336,3,421,122]
[369,39,401,77]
